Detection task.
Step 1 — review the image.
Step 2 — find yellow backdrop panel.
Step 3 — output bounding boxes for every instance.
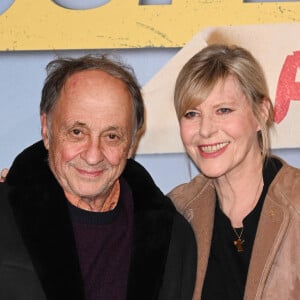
[0,0,300,50]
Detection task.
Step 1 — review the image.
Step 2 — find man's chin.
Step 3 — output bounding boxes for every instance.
[64,186,106,203]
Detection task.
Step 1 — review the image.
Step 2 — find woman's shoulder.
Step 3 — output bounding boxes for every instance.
[273,156,300,185]
[167,173,214,212]
[269,156,300,211]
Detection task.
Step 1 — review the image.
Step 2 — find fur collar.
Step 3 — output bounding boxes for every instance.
[7,141,175,299]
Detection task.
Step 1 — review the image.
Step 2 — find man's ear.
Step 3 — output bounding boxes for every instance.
[127,139,136,159]
[127,126,145,159]
[40,113,50,150]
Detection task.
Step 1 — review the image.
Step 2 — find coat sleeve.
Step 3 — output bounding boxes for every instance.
[0,184,47,300]
[158,212,197,300]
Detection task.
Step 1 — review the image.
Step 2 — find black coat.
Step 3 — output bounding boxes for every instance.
[0,141,196,300]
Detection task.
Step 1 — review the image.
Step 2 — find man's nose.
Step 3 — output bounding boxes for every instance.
[81,138,104,165]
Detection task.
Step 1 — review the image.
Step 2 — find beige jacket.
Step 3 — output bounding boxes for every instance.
[169,158,300,300]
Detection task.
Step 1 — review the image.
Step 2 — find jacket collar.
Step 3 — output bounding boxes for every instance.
[119,158,176,299]
[174,156,291,300]
[170,174,216,298]
[7,141,175,299]
[7,143,85,299]
[244,158,292,298]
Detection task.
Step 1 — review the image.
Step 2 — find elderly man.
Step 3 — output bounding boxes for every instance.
[0,55,196,299]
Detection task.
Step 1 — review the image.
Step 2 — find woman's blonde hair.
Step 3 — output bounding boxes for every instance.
[174,44,274,160]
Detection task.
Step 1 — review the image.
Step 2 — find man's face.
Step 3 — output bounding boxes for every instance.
[41,70,135,204]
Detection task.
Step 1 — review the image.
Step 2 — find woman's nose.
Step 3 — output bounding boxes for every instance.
[198,114,217,138]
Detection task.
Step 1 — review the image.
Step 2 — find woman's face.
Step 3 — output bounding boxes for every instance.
[180,75,263,179]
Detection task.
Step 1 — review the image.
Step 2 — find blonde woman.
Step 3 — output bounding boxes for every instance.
[169,44,300,300]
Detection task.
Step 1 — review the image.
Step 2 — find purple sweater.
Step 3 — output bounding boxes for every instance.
[68,178,134,300]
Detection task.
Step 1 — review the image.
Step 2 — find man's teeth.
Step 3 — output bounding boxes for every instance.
[200,142,228,153]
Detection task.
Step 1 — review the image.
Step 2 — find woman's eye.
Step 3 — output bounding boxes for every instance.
[184,111,199,119]
[217,108,232,114]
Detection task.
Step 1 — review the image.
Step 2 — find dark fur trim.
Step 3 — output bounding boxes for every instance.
[123,160,175,299]
[7,141,175,299]
[8,158,84,299]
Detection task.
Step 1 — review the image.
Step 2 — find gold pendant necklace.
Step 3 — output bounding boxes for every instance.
[230,176,263,253]
[233,227,244,252]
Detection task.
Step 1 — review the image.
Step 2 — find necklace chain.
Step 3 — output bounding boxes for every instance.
[233,227,243,239]
[231,175,264,253]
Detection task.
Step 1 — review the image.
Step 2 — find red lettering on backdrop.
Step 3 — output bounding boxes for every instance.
[274,51,300,124]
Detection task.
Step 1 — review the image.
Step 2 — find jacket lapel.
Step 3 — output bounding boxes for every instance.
[244,195,289,299]
[189,179,215,300]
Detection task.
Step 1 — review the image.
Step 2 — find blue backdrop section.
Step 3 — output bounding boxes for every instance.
[0,48,178,169]
[135,148,300,194]
[1,49,300,194]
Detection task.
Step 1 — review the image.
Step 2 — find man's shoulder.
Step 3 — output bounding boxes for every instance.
[123,158,154,182]
[121,159,180,221]
[6,140,47,185]
[0,182,10,197]
[0,183,15,218]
